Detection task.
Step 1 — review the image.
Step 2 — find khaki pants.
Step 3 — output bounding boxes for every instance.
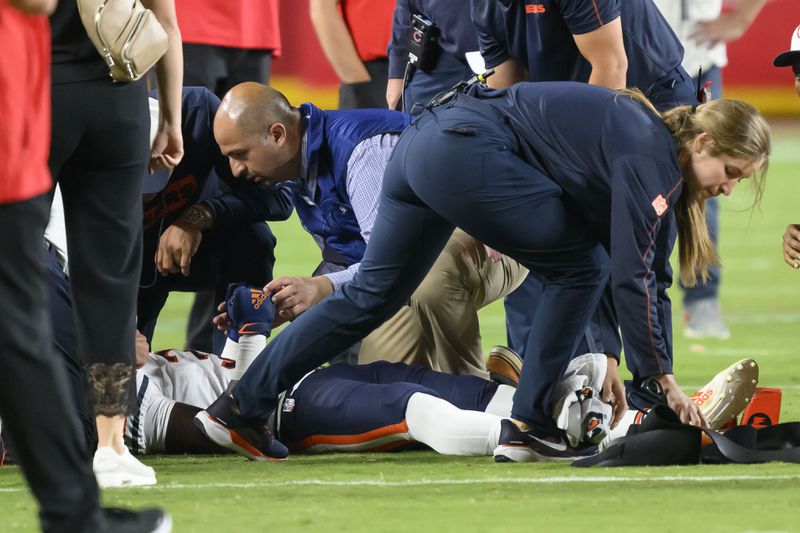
[359,229,528,378]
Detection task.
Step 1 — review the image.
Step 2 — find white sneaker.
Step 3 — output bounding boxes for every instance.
[93,446,157,488]
[690,358,759,429]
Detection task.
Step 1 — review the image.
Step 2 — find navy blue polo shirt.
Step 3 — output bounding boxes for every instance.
[388,0,480,79]
[472,0,685,92]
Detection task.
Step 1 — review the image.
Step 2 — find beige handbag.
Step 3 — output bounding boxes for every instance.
[77,0,169,83]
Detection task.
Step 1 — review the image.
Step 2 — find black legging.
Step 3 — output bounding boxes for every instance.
[49,77,149,416]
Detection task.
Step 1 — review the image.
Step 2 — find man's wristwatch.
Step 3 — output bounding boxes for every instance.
[177,203,214,231]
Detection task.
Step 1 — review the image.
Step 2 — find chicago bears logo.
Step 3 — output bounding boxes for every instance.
[525,3,546,14]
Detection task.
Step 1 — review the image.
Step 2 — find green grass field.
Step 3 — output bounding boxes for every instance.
[2,125,800,532]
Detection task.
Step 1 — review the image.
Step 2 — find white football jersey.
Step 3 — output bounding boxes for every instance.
[140,349,229,407]
[126,350,230,453]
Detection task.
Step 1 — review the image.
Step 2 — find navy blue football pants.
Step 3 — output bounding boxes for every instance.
[233,102,607,436]
[279,361,497,448]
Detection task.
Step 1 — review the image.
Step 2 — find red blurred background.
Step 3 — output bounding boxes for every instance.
[271,0,800,113]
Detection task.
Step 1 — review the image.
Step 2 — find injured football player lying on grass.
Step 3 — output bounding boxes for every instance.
[128,285,759,462]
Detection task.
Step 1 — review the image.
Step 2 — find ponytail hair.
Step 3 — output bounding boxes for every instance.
[617,89,771,287]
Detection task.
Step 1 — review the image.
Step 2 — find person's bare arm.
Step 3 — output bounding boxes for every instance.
[142,0,184,172]
[486,57,526,89]
[309,0,370,83]
[656,374,708,428]
[572,17,628,90]
[690,0,767,48]
[386,78,404,110]
[10,0,56,15]
[164,403,231,454]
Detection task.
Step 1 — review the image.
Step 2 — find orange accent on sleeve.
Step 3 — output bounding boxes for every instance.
[590,0,604,26]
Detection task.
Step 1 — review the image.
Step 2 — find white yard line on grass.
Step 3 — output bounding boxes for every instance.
[3,474,798,493]
[725,312,800,325]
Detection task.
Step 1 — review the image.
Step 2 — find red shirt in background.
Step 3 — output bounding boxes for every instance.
[0,1,52,204]
[175,0,281,55]
[341,0,394,62]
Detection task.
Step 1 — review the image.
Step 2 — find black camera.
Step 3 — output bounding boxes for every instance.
[408,14,440,73]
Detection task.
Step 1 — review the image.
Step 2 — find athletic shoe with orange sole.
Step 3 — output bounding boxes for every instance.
[194,393,288,461]
[690,358,759,429]
[486,345,523,387]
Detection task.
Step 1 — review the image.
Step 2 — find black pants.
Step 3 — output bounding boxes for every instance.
[0,195,100,533]
[338,58,389,110]
[50,78,149,414]
[138,221,277,354]
[183,43,272,98]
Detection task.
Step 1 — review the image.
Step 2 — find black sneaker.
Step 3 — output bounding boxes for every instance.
[97,508,172,533]
[493,419,598,462]
[194,392,288,461]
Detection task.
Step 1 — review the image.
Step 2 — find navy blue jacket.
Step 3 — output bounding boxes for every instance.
[287,103,411,267]
[143,88,293,275]
[143,88,293,238]
[471,0,686,99]
[469,82,682,377]
[388,0,479,79]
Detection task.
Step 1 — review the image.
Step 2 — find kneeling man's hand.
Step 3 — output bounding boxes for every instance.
[156,222,202,276]
[266,276,334,322]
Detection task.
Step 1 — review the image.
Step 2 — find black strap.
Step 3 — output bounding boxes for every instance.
[702,422,800,464]
[573,406,800,467]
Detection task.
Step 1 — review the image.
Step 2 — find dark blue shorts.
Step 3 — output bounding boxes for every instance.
[278,361,498,453]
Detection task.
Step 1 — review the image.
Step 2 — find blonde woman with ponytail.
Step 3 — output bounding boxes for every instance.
[623,88,770,284]
[197,80,770,463]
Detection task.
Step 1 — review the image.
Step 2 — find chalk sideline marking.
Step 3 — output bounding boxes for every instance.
[2,474,798,493]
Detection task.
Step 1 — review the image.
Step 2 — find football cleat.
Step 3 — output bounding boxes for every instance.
[93,446,156,488]
[486,345,523,387]
[690,358,759,429]
[194,392,288,462]
[493,419,598,462]
[225,283,276,342]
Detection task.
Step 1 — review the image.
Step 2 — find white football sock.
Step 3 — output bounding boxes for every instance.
[405,392,503,456]
[484,384,514,417]
[220,334,267,381]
